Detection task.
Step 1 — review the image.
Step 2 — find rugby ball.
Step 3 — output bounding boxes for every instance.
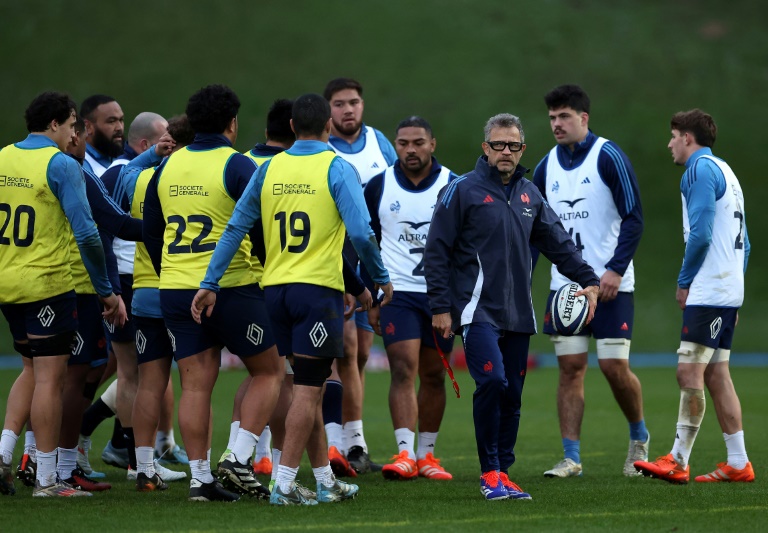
[551,283,588,336]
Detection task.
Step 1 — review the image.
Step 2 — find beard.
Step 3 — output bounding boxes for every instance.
[403,156,430,173]
[91,128,124,158]
[332,118,361,137]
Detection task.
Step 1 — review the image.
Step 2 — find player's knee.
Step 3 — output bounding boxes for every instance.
[390,362,415,386]
[293,356,333,388]
[676,362,704,389]
[28,331,76,357]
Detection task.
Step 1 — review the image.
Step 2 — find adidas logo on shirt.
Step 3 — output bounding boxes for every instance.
[483,195,494,203]
[581,177,591,184]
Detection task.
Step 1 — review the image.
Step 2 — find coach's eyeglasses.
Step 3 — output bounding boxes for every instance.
[486,141,524,152]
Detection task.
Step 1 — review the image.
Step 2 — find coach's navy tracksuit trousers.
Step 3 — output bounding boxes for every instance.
[462,322,530,474]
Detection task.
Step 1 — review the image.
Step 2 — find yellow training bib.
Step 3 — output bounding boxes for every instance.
[260,151,346,292]
[0,144,74,303]
[157,147,257,289]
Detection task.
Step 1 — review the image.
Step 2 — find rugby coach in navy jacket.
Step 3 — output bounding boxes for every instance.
[425,113,599,501]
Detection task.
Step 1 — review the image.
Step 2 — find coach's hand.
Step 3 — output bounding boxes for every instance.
[377,281,394,307]
[154,132,176,157]
[598,270,621,302]
[368,305,381,336]
[191,289,217,324]
[100,293,126,328]
[432,312,453,340]
[576,285,599,325]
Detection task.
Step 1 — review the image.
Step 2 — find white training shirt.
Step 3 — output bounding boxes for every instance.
[683,155,745,307]
[330,126,389,186]
[544,137,635,292]
[378,165,451,293]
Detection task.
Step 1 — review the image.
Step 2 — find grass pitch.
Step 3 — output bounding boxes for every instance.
[1,364,766,532]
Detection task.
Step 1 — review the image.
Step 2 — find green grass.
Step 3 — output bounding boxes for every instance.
[1,366,766,531]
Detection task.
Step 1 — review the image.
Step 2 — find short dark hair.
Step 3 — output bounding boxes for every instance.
[292,94,331,137]
[323,78,363,101]
[80,94,117,121]
[544,84,591,114]
[24,92,77,133]
[670,109,717,148]
[166,114,195,147]
[396,116,433,138]
[74,115,86,136]
[186,84,240,134]
[266,99,295,144]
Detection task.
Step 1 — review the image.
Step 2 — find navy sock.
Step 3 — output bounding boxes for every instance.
[322,380,343,425]
[111,418,126,449]
[563,438,580,463]
[629,420,649,442]
[80,398,114,437]
[123,427,137,469]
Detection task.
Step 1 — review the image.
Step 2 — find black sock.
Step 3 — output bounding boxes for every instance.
[111,418,126,449]
[322,380,343,425]
[80,398,115,437]
[123,427,137,470]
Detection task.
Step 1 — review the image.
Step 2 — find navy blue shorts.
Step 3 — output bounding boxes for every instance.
[70,294,108,365]
[161,284,274,360]
[0,291,78,356]
[134,315,174,364]
[264,283,344,359]
[104,274,135,344]
[543,290,634,339]
[681,306,738,350]
[379,291,454,353]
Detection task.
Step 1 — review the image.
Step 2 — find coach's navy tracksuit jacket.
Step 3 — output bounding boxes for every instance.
[425,155,599,474]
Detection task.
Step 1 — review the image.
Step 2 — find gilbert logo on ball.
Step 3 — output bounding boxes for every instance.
[551,282,588,336]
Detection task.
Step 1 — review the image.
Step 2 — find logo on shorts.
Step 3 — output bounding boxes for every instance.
[247,324,264,346]
[72,332,84,356]
[38,305,55,327]
[710,317,722,339]
[167,329,176,352]
[309,322,328,348]
[136,330,147,354]
[385,322,395,336]
[103,319,115,334]
[621,322,629,331]
[483,360,493,373]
